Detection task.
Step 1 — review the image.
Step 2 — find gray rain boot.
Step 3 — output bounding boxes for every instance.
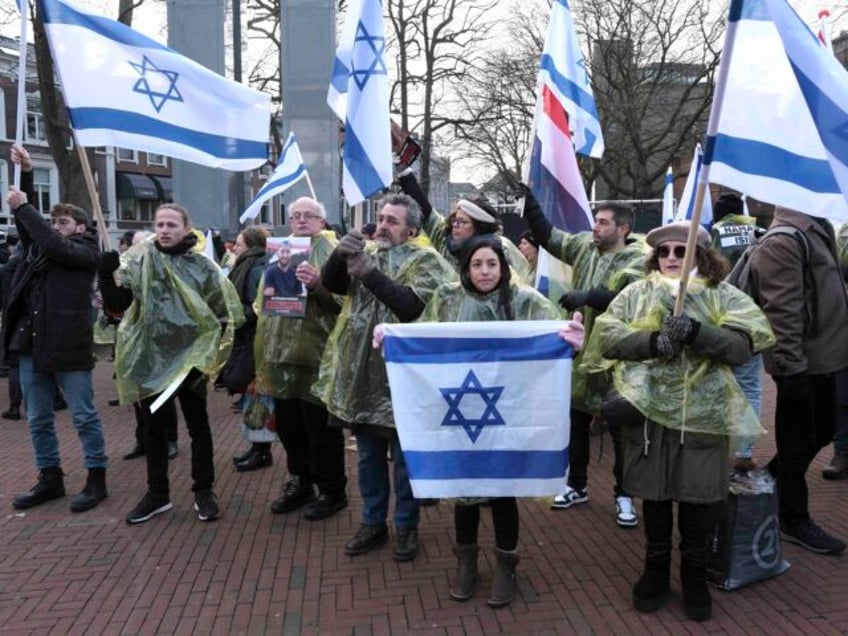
[70,467,108,512]
[13,466,65,510]
[449,544,479,601]
[487,548,519,607]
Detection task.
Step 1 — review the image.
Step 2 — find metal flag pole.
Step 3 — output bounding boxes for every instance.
[13,0,29,189]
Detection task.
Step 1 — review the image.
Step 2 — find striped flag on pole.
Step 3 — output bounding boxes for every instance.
[676,144,712,226]
[239,132,308,223]
[661,166,675,224]
[382,321,573,498]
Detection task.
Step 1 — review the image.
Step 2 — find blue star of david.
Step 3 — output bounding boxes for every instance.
[129,55,183,113]
[351,21,387,91]
[440,370,505,443]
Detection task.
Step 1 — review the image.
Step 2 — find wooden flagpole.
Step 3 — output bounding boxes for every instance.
[74,141,111,250]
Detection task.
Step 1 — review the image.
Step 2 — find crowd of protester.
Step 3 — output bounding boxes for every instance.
[3,141,847,623]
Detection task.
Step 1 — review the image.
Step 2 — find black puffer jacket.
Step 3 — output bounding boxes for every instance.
[4,179,100,372]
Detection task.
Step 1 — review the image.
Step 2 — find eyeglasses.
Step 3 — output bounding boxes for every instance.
[451,217,471,227]
[50,217,76,226]
[657,245,686,259]
[290,211,321,221]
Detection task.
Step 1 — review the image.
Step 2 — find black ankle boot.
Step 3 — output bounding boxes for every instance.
[13,467,66,510]
[681,560,712,621]
[633,557,670,612]
[679,502,713,621]
[70,468,108,512]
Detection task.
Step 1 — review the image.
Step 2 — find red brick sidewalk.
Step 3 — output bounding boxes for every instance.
[0,354,845,635]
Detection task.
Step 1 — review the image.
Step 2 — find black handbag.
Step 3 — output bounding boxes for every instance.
[220,341,255,394]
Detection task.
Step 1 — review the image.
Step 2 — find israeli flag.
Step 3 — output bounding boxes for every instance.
[240,133,308,223]
[327,0,392,205]
[382,321,573,498]
[661,166,675,225]
[38,0,271,171]
[706,0,848,221]
[538,0,604,158]
[676,143,712,226]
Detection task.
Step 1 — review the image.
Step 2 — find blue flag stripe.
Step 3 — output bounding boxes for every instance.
[538,54,600,120]
[706,132,839,193]
[789,62,848,169]
[343,121,387,200]
[68,107,267,160]
[405,450,568,480]
[529,139,593,232]
[730,0,769,22]
[253,165,306,200]
[383,333,571,364]
[40,0,170,52]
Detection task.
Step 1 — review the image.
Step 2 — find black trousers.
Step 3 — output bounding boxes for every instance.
[140,371,214,497]
[8,365,22,409]
[275,397,347,498]
[455,497,519,551]
[133,402,178,447]
[567,408,593,491]
[768,373,837,525]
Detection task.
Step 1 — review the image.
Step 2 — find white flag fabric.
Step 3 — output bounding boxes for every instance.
[382,321,573,498]
[326,0,392,205]
[239,133,307,223]
[38,0,271,171]
[661,166,675,225]
[706,0,848,221]
[537,0,604,158]
[676,143,713,226]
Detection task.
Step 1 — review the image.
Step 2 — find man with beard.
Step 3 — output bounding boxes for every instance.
[396,170,531,283]
[263,241,305,297]
[520,186,646,530]
[315,193,455,561]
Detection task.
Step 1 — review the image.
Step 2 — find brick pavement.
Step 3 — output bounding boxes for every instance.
[0,351,846,635]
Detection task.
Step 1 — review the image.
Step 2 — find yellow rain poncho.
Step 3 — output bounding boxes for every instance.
[423,209,533,284]
[114,241,244,404]
[254,230,341,401]
[546,230,648,413]
[583,272,775,437]
[421,280,560,322]
[314,241,456,428]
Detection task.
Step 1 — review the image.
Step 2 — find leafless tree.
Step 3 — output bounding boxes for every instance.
[578,0,723,198]
[386,0,497,195]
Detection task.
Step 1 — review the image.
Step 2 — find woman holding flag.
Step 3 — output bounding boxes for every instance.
[375,235,584,607]
[584,221,774,621]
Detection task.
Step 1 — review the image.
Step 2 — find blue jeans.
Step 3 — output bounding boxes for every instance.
[356,431,419,529]
[19,355,107,470]
[733,353,763,458]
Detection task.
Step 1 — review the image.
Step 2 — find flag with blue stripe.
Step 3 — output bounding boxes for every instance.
[675,144,712,226]
[538,0,604,159]
[326,0,392,206]
[706,0,848,221]
[239,132,308,223]
[382,321,573,498]
[37,0,271,171]
[661,166,675,224]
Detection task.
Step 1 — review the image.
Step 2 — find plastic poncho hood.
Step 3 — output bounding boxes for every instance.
[582,272,775,437]
[114,240,245,403]
[314,240,456,427]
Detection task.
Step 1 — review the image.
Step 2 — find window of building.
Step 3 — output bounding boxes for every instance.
[117,148,138,163]
[32,167,53,213]
[26,111,47,145]
[146,153,167,167]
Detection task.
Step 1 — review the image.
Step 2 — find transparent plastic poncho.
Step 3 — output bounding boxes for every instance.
[421,280,560,322]
[314,241,457,427]
[582,272,775,437]
[114,241,245,404]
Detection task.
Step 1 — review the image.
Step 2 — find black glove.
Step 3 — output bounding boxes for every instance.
[651,330,681,358]
[515,183,552,244]
[346,251,375,278]
[585,287,617,311]
[98,250,121,276]
[775,373,812,402]
[661,314,700,344]
[336,231,365,258]
[558,290,590,311]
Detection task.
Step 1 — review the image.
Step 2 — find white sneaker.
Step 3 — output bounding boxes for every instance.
[615,495,638,528]
[551,486,588,509]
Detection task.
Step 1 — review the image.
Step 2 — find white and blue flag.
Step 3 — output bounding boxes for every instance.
[327,0,392,206]
[537,0,604,158]
[382,321,573,498]
[240,133,308,223]
[676,144,712,226]
[705,0,848,221]
[661,166,675,225]
[38,0,271,171]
